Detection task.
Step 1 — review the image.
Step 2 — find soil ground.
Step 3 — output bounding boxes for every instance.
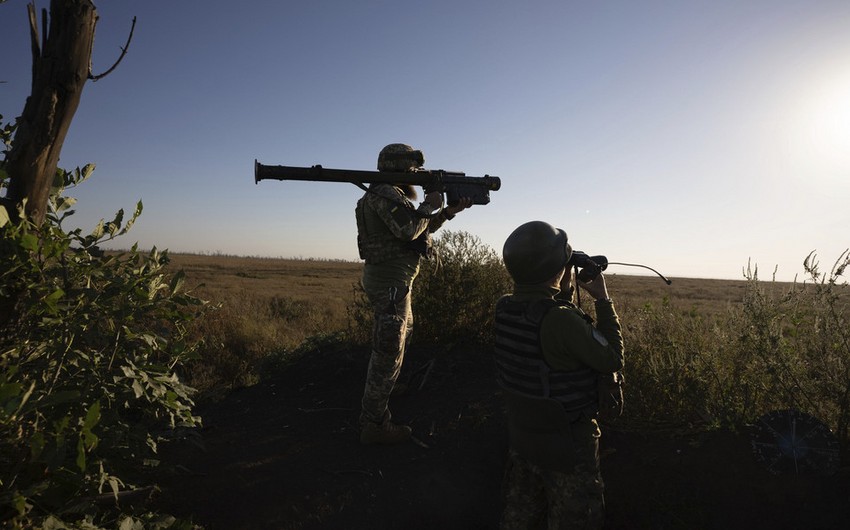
[154,345,850,530]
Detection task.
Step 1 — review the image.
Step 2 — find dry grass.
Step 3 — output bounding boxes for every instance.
[167,252,769,321]
[161,253,800,398]
[606,275,750,315]
[167,253,362,340]
[166,253,363,305]
[163,252,850,446]
[165,252,795,355]
[163,254,364,396]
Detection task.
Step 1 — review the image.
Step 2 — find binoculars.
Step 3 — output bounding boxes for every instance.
[569,251,608,282]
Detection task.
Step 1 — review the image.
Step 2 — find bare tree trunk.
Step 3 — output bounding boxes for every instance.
[5,0,97,225]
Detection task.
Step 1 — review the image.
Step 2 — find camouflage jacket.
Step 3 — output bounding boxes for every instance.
[355,184,450,269]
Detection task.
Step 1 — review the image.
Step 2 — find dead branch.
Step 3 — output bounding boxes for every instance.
[89,16,136,81]
[7,0,97,224]
[40,5,46,51]
[26,3,39,91]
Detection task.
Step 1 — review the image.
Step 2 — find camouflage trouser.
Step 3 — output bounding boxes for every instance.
[500,431,604,530]
[359,284,413,426]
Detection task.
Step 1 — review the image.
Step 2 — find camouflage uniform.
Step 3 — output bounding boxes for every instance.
[500,424,604,529]
[356,182,451,427]
[494,282,624,529]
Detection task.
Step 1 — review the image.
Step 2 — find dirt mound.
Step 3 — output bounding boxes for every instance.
[154,346,850,530]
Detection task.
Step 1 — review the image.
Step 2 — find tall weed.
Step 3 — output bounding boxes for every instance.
[621,252,850,448]
[737,253,850,442]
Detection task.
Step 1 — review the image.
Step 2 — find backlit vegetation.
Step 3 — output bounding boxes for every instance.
[620,254,850,445]
[346,230,513,349]
[1,163,208,528]
[3,118,847,526]
[172,241,850,455]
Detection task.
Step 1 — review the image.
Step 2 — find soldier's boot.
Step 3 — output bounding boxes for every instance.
[360,420,412,445]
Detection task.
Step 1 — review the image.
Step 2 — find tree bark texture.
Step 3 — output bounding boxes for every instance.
[5,0,97,225]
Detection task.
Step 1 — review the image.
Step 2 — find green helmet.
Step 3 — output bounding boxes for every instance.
[502,221,572,285]
[377,143,425,172]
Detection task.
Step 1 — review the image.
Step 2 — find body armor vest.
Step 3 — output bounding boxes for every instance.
[355,193,422,264]
[493,297,598,413]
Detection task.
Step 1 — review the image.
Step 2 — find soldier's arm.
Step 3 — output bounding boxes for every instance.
[367,185,433,241]
[427,197,472,233]
[541,305,624,373]
[426,211,451,233]
[592,299,624,366]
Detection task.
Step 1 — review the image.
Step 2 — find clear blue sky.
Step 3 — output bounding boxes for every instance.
[2,0,848,281]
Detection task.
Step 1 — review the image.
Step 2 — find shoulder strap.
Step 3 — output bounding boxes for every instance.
[496,297,571,327]
[526,298,568,326]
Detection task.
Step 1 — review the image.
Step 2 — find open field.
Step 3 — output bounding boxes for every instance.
[162,251,813,402]
[165,254,363,313]
[153,253,850,529]
[165,252,761,320]
[161,254,368,395]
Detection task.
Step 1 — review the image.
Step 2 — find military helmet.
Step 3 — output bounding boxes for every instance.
[502,221,572,285]
[377,143,425,172]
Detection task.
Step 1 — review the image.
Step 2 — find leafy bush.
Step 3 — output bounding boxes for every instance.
[414,230,513,346]
[0,161,208,527]
[348,230,513,348]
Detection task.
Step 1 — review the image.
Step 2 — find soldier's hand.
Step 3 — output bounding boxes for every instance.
[424,191,443,209]
[578,273,610,301]
[445,197,473,217]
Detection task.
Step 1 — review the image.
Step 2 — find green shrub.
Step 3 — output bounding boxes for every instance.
[414,230,513,346]
[348,230,513,349]
[1,163,208,528]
